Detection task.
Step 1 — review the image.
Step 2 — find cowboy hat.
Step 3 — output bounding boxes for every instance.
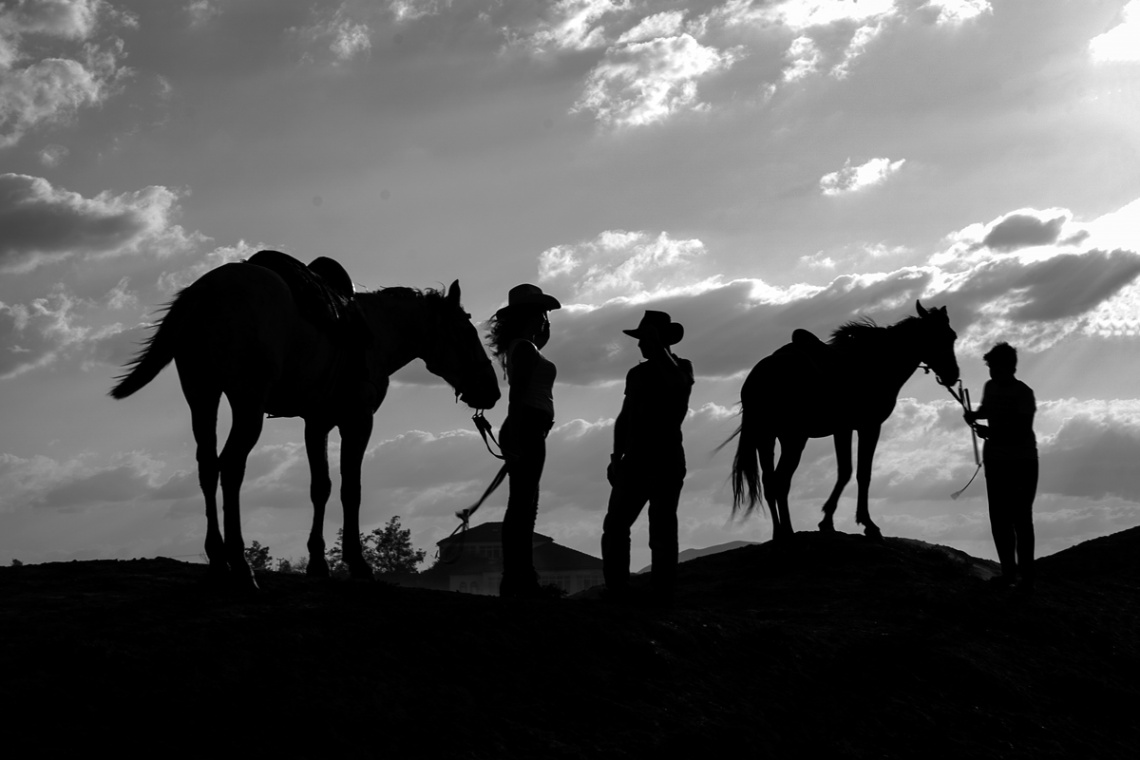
[497,283,562,314]
[623,310,684,346]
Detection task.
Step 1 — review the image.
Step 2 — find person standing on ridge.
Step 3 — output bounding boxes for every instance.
[964,342,1038,590]
[601,310,694,603]
[486,284,561,599]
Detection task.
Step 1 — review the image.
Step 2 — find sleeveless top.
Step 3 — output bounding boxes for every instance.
[508,338,556,418]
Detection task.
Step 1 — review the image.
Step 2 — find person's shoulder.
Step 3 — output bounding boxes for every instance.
[675,356,695,382]
[509,338,538,358]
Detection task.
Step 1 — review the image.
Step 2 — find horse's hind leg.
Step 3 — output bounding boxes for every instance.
[217,392,266,590]
[304,420,332,578]
[855,423,883,541]
[773,434,807,541]
[819,429,852,534]
[181,374,226,580]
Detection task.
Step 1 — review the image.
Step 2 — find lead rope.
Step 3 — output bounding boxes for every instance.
[917,365,983,499]
[439,411,512,565]
[944,378,983,500]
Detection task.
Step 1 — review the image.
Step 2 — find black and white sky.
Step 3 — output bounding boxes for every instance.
[2,0,1139,568]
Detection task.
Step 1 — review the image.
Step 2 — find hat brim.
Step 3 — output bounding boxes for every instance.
[623,324,684,345]
[496,294,561,317]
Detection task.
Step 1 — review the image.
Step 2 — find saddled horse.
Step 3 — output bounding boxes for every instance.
[729,301,959,541]
[110,254,500,588]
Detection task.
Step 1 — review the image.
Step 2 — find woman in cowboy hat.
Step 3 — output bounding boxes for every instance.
[486,284,562,598]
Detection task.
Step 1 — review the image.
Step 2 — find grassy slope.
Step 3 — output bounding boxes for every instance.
[1,529,1137,758]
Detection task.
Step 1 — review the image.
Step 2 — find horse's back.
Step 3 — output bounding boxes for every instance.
[172,262,309,392]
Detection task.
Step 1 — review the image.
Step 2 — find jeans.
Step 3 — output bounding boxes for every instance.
[601,456,685,594]
[499,405,553,595]
[984,456,1038,581]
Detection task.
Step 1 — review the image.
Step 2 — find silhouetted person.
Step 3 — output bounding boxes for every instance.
[487,284,561,599]
[601,311,694,602]
[964,342,1038,590]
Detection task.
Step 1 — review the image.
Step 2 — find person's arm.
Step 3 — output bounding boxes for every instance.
[964,381,992,424]
[607,378,636,486]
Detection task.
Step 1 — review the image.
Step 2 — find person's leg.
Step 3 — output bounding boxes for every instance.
[601,476,649,592]
[500,415,546,596]
[1013,457,1039,586]
[985,463,1017,581]
[647,469,684,598]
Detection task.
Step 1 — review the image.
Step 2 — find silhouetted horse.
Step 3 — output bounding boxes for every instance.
[110,257,500,589]
[729,301,959,541]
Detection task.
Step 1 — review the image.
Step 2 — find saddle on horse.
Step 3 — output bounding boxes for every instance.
[247,250,374,411]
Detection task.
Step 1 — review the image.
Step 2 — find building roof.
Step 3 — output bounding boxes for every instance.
[436,521,554,548]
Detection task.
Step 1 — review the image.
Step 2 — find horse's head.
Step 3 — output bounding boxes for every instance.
[421,281,501,410]
[914,300,959,388]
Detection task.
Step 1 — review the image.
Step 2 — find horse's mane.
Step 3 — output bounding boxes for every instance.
[828,314,921,344]
[359,286,468,317]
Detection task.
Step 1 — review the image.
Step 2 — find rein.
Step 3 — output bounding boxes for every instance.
[923,366,984,500]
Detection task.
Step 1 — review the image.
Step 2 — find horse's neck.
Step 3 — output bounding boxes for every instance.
[876,323,924,391]
[359,291,424,375]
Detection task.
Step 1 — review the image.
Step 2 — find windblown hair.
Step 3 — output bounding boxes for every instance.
[983,341,1017,373]
[485,304,543,374]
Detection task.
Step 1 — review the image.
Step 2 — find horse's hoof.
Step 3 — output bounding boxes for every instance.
[863,526,884,542]
[818,520,835,534]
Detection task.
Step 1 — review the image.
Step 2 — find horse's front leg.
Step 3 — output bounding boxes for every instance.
[855,423,883,541]
[819,428,852,534]
[338,414,375,580]
[304,420,333,578]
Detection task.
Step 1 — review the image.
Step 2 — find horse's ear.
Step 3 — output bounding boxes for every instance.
[916,300,928,318]
[447,280,461,306]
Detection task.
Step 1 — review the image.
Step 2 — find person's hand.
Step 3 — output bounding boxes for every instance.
[963,409,978,424]
[607,456,623,487]
[974,424,989,439]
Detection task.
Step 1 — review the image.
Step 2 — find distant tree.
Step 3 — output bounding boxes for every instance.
[275,556,309,574]
[326,517,426,575]
[366,517,427,574]
[10,558,23,567]
[244,540,273,572]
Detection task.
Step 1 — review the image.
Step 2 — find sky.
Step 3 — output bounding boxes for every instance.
[2,0,1140,572]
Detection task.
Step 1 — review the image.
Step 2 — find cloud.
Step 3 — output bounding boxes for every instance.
[926,0,992,26]
[1089,0,1140,63]
[294,3,374,65]
[782,35,821,82]
[389,1,451,25]
[528,198,1140,386]
[0,1,130,147]
[573,30,738,127]
[0,174,197,272]
[185,1,220,29]
[37,142,68,166]
[977,209,1071,252]
[819,157,906,196]
[521,0,626,53]
[538,230,712,303]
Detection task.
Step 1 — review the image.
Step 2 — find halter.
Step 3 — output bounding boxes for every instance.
[919,365,982,498]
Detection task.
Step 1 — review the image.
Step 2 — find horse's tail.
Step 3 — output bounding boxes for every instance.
[108,299,180,399]
[729,400,762,517]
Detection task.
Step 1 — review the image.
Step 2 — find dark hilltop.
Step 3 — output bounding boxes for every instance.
[2,527,1137,758]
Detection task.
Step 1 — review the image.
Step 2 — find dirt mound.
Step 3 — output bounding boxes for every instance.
[2,530,1137,758]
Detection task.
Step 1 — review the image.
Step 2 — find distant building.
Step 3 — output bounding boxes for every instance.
[413,522,603,596]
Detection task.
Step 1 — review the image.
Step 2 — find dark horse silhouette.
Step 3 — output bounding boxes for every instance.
[729,301,959,541]
[110,257,500,589]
